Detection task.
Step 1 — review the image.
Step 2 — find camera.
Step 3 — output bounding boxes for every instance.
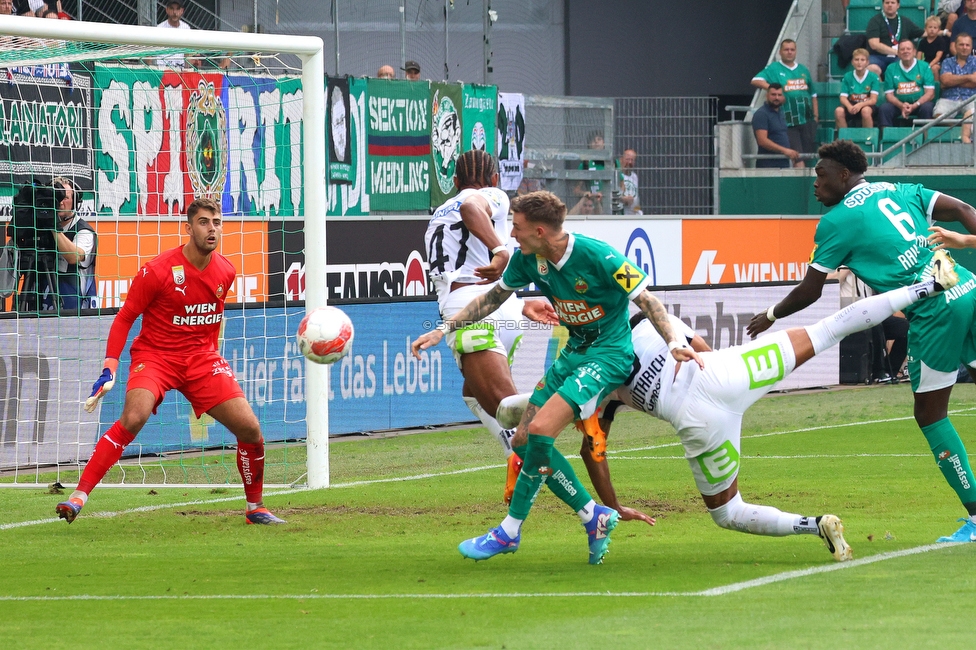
[11,182,59,254]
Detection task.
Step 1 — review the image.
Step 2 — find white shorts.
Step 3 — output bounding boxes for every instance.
[671,331,797,496]
[439,283,526,369]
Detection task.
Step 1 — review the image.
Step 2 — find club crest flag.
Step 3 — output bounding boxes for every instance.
[327,77,353,184]
[366,78,431,211]
[429,81,463,208]
[461,83,496,154]
[496,92,525,191]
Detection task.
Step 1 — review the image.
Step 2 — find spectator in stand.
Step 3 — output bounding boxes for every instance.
[618,148,642,215]
[953,0,976,44]
[936,32,976,143]
[751,39,818,168]
[0,0,14,15]
[865,0,924,77]
[880,39,936,127]
[752,83,799,169]
[156,0,191,69]
[919,15,951,81]
[572,130,607,209]
[14,0,47,15]
[943,0,964,31]
[403,60,422,81]
[836,48,881,128]
[377,65,395,80]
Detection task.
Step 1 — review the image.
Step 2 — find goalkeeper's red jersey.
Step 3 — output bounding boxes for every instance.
[105,246,236,360]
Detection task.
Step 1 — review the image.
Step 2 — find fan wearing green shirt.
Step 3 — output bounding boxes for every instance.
[752,38,818,167]
[879,38,936,127]
[412,190,703,564]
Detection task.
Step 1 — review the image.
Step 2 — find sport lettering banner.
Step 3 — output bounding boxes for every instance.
[327,76,369,217]
[93,64,305,219]
[496,92,525,191]
[0,66,94,190]
[366,79,431,211]
[461,83,496,153]
[429,81,463,209]
[327,76,352,184]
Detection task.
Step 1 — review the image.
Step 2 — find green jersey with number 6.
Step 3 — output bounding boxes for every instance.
[809,181,976,389]
[500,233,649,356]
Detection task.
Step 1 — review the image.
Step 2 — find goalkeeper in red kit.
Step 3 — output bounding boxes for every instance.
[56,197,285,525]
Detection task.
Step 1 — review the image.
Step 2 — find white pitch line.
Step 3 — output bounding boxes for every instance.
[0,542,964,602]
[607,453,930,460]
[608,406,976,455]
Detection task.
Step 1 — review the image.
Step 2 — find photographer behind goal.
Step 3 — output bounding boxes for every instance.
[7,177,96,312]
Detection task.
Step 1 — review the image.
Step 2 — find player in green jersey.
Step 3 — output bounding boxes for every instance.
[412,190,702,564]
[747,140,976,544]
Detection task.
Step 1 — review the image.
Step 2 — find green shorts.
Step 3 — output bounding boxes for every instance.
[905,281,976,393]
[530,346,633,420]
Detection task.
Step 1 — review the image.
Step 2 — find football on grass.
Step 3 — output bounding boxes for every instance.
[296,306,355,364]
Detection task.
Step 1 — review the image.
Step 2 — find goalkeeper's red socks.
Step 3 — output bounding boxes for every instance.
[76,421,136,495]
[236,439,266,508]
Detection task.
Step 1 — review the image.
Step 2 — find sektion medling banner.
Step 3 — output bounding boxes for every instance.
[366,78,431,212]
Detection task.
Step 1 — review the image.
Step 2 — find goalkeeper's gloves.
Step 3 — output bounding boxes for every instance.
[84,359,119,413]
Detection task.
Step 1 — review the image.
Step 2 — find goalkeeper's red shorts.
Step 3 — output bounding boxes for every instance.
[127,352,245,418]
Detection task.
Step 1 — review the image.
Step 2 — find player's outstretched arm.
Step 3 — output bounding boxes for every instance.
[746,267,828,338]
[411,284,514,359]
[84,358,119,413]
[579,414,656,526]
[929,225,976,250]
[633,289,703,368]
[931,193,976,234]
[460,196,510,283]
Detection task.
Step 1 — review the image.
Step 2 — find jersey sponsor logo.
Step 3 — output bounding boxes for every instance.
[172,265,185,285]
[430,90,461,194]
[696,440,740,484]
[613,260,645,293]
[945,278,976,304]
[186,80,228,199]
[896,81,920,96]
[742,343,785,389]
[629,353,666,413]
[173,302,222,326]
[843,182,896,208]
[849,92,869,103]
[784,78,808,92]
[553,298,606,325]
[574,277,588,294]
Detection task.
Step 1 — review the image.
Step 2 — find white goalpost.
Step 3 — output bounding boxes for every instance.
[0,16,330,489]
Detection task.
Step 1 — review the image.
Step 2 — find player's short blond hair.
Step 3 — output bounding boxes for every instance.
[511,191,566,229]
[187,197,221,221]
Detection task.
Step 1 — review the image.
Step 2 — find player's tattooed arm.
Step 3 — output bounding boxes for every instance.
[509,403,538,448]
[634,289,704,368]
[411,284,513,358]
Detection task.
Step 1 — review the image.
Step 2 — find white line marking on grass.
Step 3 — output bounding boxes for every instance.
[608,407,976,455]
[0,542,964,602]
[608,454,930,460]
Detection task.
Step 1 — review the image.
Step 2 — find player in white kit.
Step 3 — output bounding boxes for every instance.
[509,265,957,561]
[425,150,528,455]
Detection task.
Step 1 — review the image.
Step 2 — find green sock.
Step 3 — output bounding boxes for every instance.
[921,417,976,509]
[545,448,593,512]
[508,435,554,520]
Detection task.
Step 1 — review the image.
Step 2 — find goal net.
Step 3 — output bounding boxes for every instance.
[0,17,329,489]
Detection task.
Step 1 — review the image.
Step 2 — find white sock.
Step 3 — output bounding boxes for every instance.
[246,501,261,511]
[707,493,805,536]
[577,499,597,524]
[463,396,513,455]
[69,490,88,505]
[805,287,914,355]
[500,515,522,538]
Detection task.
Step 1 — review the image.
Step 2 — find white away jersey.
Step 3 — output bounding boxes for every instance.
[425,187,511,285]
[615,314,696,421]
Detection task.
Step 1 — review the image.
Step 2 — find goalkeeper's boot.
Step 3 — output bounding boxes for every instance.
[931,250,959,292]
[575,412,607,463]
[937,517,976,543]
[503,453,523,505]
[55,497,84,524]
[584,504,620,565]
[816,514,853,561]
[458,526,519,561]
[245,507,287,525]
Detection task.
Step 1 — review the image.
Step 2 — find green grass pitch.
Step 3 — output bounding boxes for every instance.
[1,384,974,649]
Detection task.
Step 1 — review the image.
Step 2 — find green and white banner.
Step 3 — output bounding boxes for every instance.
[327,77,352,184]
[497,92,525,192]
[366,79,431,212]
[461,84,495,154]
[429,81,463,209]
[327,76,369,217]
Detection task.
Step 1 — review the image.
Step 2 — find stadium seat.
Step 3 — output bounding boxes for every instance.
[847,5,879,33]
[838,127,880,152]
[818,126,836,145]
[880,126,922,162]
[814,81,843,129]
[900,5,927,28]
[926,126,964,142]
